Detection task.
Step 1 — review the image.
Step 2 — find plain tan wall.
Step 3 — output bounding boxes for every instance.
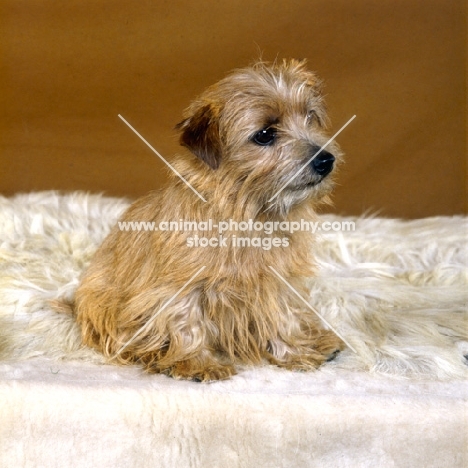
[1,0,466,218]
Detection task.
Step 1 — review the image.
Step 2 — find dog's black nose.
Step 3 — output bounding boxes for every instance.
[311,150,335,176]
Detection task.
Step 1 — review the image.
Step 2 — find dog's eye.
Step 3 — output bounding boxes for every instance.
[252,128,277,146]
[307,110,318,123]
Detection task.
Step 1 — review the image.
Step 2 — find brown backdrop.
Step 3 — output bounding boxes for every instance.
[1,0,466,218]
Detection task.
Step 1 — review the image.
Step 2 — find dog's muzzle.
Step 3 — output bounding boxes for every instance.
[311,148,335,177]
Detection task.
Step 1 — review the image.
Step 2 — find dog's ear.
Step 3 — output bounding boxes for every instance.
[175,104,222,170]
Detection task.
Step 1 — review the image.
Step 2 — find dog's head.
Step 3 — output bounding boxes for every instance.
[176,59,342,213]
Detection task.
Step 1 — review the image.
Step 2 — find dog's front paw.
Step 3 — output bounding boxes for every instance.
[268,329,345,371]
[167,359,236,382]
[271,352,329,372]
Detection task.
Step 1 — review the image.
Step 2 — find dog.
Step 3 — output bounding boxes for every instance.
[74,59,344,381]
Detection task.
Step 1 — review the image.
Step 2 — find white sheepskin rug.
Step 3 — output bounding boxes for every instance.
[1,191,468,468]
[0,191,466,378]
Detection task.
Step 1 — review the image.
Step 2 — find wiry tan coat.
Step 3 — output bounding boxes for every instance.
[75,60,344,381]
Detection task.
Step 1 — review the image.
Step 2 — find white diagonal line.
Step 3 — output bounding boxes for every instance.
[118,114,207,202]
[268,266,357,353]
[267,115,356,203]
[115,265,207,357]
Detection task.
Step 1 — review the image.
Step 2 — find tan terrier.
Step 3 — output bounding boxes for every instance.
[74,59,344,381]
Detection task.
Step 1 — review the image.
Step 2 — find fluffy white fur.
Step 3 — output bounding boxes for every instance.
[1,191,467,468]
[0,191,467,378]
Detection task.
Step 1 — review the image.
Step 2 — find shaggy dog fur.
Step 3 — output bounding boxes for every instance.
[73,60,344,381]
